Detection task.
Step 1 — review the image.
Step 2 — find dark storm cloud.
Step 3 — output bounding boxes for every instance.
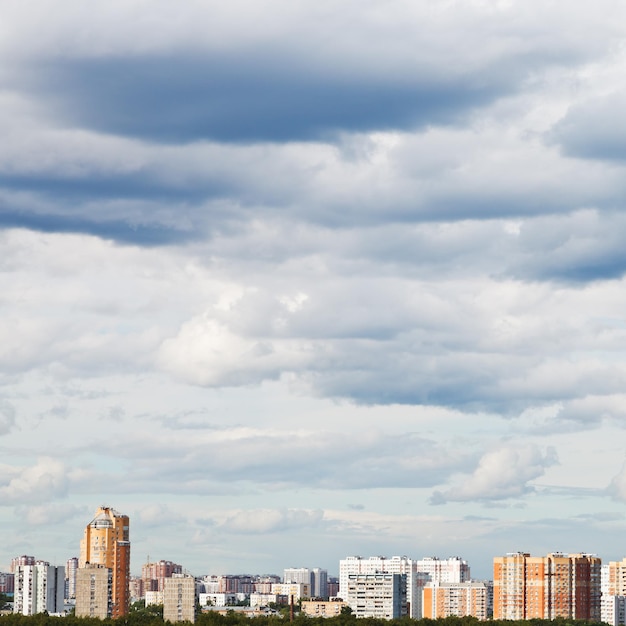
[0,205,195,245]
[32,54,504,144]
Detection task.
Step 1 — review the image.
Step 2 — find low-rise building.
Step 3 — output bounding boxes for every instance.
[301,599,347,617]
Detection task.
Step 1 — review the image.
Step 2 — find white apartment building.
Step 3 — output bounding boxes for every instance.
[339,556,429,618]
[284,568,311,585]
[602,595,626,626]
[344,573,407,620]
[14,563,65,615]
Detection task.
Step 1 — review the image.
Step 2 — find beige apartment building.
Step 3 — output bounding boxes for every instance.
[163,574,196,623]
[75,564,112,619]
[301,599,347,617]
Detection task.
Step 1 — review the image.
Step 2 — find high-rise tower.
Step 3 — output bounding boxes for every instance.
[79,506,130,618]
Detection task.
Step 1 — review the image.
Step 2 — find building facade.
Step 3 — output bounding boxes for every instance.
[343,573,407,619]
[75,563,112,619]
[79,506,130,618]
[163,574,196,623]
[493,552,601,621]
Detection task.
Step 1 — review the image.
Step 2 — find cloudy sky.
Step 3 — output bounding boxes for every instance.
[3,0,626,580]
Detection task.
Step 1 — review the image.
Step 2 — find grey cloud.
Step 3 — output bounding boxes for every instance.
[70,428,473,493]
[0,401,16,435]
[30,55,502,145]
[551,92,626,161]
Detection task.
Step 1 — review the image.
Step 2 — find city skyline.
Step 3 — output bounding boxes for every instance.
[3,0,626,581]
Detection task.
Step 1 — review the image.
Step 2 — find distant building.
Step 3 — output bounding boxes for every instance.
[271,582,311,600]
[0,572,14,595]
[284,567,311,586]
[327,577,339,598]
[145,590,165,606]
[66,557,78,600]
[14,563,65,615]
[249,593,288,608]
[76,563,112,619]
[283,568,328,599]
[423,580,492,620]
[129,576,145,602]
[10,556,35,573]
[143,560,183,592]
[252,575,281,594]
[493,552,601,621]
[163,574,196,623]
[80,506,130,618]
[312,569,329,598]
[343,573,407,619]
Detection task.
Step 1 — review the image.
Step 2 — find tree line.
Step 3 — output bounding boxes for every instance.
[0,609,611,626]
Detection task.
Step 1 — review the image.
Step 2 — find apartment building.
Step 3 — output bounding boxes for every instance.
[13,562,65,615]
[0,572,14,595]
[75,563,112,619]
[493,552,601,621]
[423,580,492,620]
[143,560,183,592]
[163,574,196,623]
[344,573,407,619]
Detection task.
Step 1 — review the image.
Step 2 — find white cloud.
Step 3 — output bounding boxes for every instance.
[431,444,558,503]
[216,508,324,534]
[0,457,71,505]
